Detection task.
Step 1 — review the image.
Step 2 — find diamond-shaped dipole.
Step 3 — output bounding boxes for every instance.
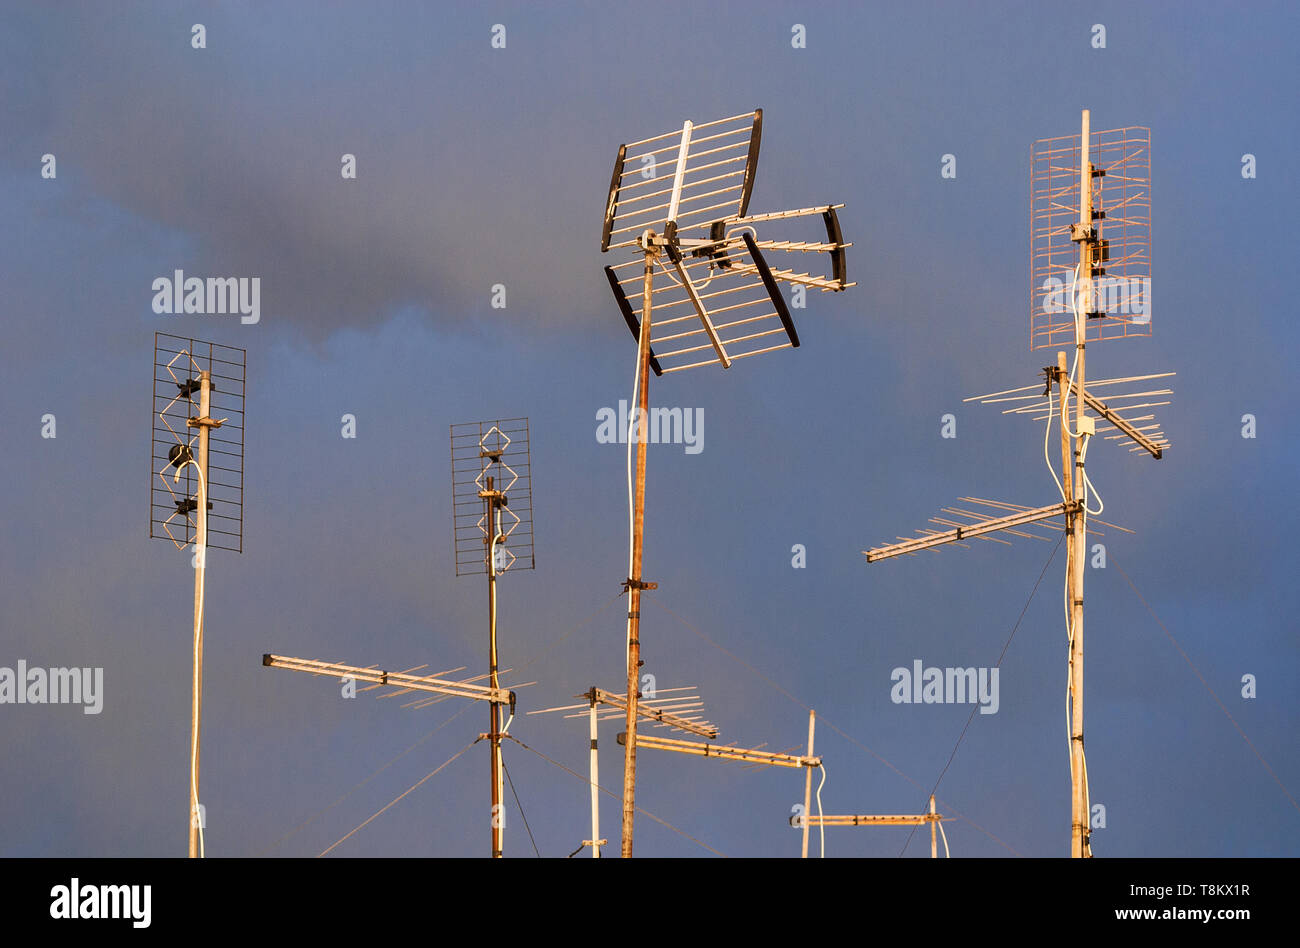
[452,419,533,577]
[151,333,245,554]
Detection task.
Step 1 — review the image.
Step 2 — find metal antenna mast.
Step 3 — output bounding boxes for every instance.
[600,108,855,856]
[452,419,534,857]
[864,111,1166,857]
[150,333,246,857]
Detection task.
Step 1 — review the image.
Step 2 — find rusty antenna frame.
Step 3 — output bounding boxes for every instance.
[600,108,855,858]
[864,110,1174,858]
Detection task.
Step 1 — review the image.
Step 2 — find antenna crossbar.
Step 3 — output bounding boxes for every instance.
[262,654,516,706]
[865,501,1080,562]
[620,732,820,769]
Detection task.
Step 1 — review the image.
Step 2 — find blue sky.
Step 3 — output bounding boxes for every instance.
[1,0,1296,857]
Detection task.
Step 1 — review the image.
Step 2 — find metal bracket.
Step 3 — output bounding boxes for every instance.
[623,579,658,592]
[186,416,225,429]
[1042,366,1058,396]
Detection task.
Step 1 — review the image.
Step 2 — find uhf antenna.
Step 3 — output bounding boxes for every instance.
[795,797,951,858]
[600,108,854,857]
[150,332,245,857]
[865,111,1169,858]
[451,418,535,857]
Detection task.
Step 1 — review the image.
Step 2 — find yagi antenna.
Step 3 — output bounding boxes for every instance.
[865,110,1175,859]
[619,708,823,857]
[599,109,856,858]
[792,794,953,859]
[259,649,527,853]
[149,332,245,859]
[530,685,718,858]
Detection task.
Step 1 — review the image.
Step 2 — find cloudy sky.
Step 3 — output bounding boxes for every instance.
[1,0,1296,858]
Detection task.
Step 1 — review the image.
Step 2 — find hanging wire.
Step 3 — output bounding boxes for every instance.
[1112,556,1300,816]
[649,599,1025,856]
[898,533,1064,856]
[257,594,621,856]
[502,760,541,857]
[502,733,725,857]
[318,737,481,857]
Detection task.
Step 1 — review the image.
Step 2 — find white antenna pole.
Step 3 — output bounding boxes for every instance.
[187,369,211,858]
[801,709,815,858]
[930,795,937,859]
[666,121,693,224]
[589,690,601,857]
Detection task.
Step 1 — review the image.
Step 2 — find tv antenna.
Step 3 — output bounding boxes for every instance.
[150,332,245,857]
[619,707,823,856]
[260,652,529,848]
[864,111,1170,858]
[529,685,718,858]
[600,108,854,857]
[452,418,535,857]
[777,713,952,858]
[259,419,535,858]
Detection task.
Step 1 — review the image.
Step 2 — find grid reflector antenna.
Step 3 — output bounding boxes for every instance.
[451,418,534,576]
[1030,126,1152,350]
[602,110,762,253]
[150,332,245,553]
[601,110,853,376]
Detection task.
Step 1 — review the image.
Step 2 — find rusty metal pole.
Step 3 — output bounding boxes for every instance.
[621,240,656,857]
[486,475,504,858]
